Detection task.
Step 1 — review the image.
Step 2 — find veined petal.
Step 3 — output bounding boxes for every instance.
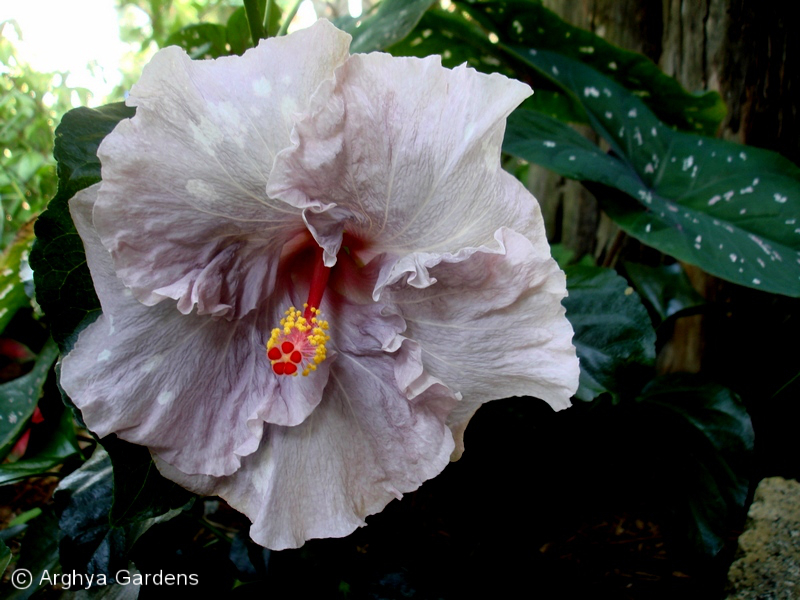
[61,186,331,477]
[94,20,351,319]
[372,169,549,295]
[379,227,579,460]
[267,52,535,266]
[153,300,457,550]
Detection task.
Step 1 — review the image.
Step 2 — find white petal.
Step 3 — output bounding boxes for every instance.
[61,186,331,477]
[268,53,535,265]
[154,300,457,549]
[94,20,351,319]
[380,227,579,459]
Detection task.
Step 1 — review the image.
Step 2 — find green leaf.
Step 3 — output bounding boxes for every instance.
[226,3,282,55]
[30,103,134,351]
[388,8,512,72]
[0,457,67,487]
[0,537,11,579]
[503,108,627,182]
[264,0,282,38]
[0,223,34,334]
[549,243,576,269]
[4,507,60,600]
[102,435,194,523]
[344,0,437,53]
[506,52,800,297]
[562,265,656,401]
[0,407,80,486]
[165,23,230,59]
[458,0,726,134]
[387,7,585,122]
[634,375,753,556]
[55,446,189,579]
[0,338,58,459]
[623,261,705,324]
[226,7,252,55]
[243,0,266,44]
[8,508,42,527]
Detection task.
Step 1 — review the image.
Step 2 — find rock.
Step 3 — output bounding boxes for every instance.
[727,477,800,599]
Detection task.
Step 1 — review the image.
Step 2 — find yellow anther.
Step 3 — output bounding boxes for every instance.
[267,305,331,377]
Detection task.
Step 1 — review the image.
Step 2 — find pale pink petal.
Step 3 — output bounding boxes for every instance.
[267,53,536,268]
[153,299,458,550]
[94,20,351,319]
[61,186,331,477]
[379,226,579,460]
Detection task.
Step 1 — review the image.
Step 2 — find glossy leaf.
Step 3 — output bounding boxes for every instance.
[623,261,705,324]
[505,52,800,297]
[504,108,627,182]
[343,0,437,53]
[165,23,229,59]
[102,435,194,523]
[30,103,134,351]
[458,0,726,134]
[0,338,58,459]
[548,243,576,269]
[0,407,80,486]
[8,508,41,527]
[563,265,656,401]
[0,537,10,578]
[634,375,753,556]
[265,0,282,37]
[56,447,188,580]
[226,7,252,55]
[388,8,511,72]
[4,507,60,600]
[226,3,282,56]
[243,0,266,43]
[388,7,585,122]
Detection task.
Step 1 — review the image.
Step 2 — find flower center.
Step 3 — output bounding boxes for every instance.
[267,305,330,376]
[267,247,331,377]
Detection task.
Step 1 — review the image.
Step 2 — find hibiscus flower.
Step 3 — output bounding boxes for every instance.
[59,19,579,549]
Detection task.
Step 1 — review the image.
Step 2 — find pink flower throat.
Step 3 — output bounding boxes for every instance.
[266,248,331,377]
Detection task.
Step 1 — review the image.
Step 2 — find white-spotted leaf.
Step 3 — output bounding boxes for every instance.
[461,0,725,134]
[339,0,436,53]
[507,51,800,297]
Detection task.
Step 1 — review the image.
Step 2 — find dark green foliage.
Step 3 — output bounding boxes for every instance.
[459,0,725,134]
[0,339,58,461]
[504,52,800,296]
[390,1,726,131]
[29,103,133,351]
[0,405,80,486]
[55,447,191,580]
[623,262,705,325]
[338,0,437,53]
[633,375,754,556]
[563,265,656,401]
[4,508,60,600]
[165,23,229,58]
